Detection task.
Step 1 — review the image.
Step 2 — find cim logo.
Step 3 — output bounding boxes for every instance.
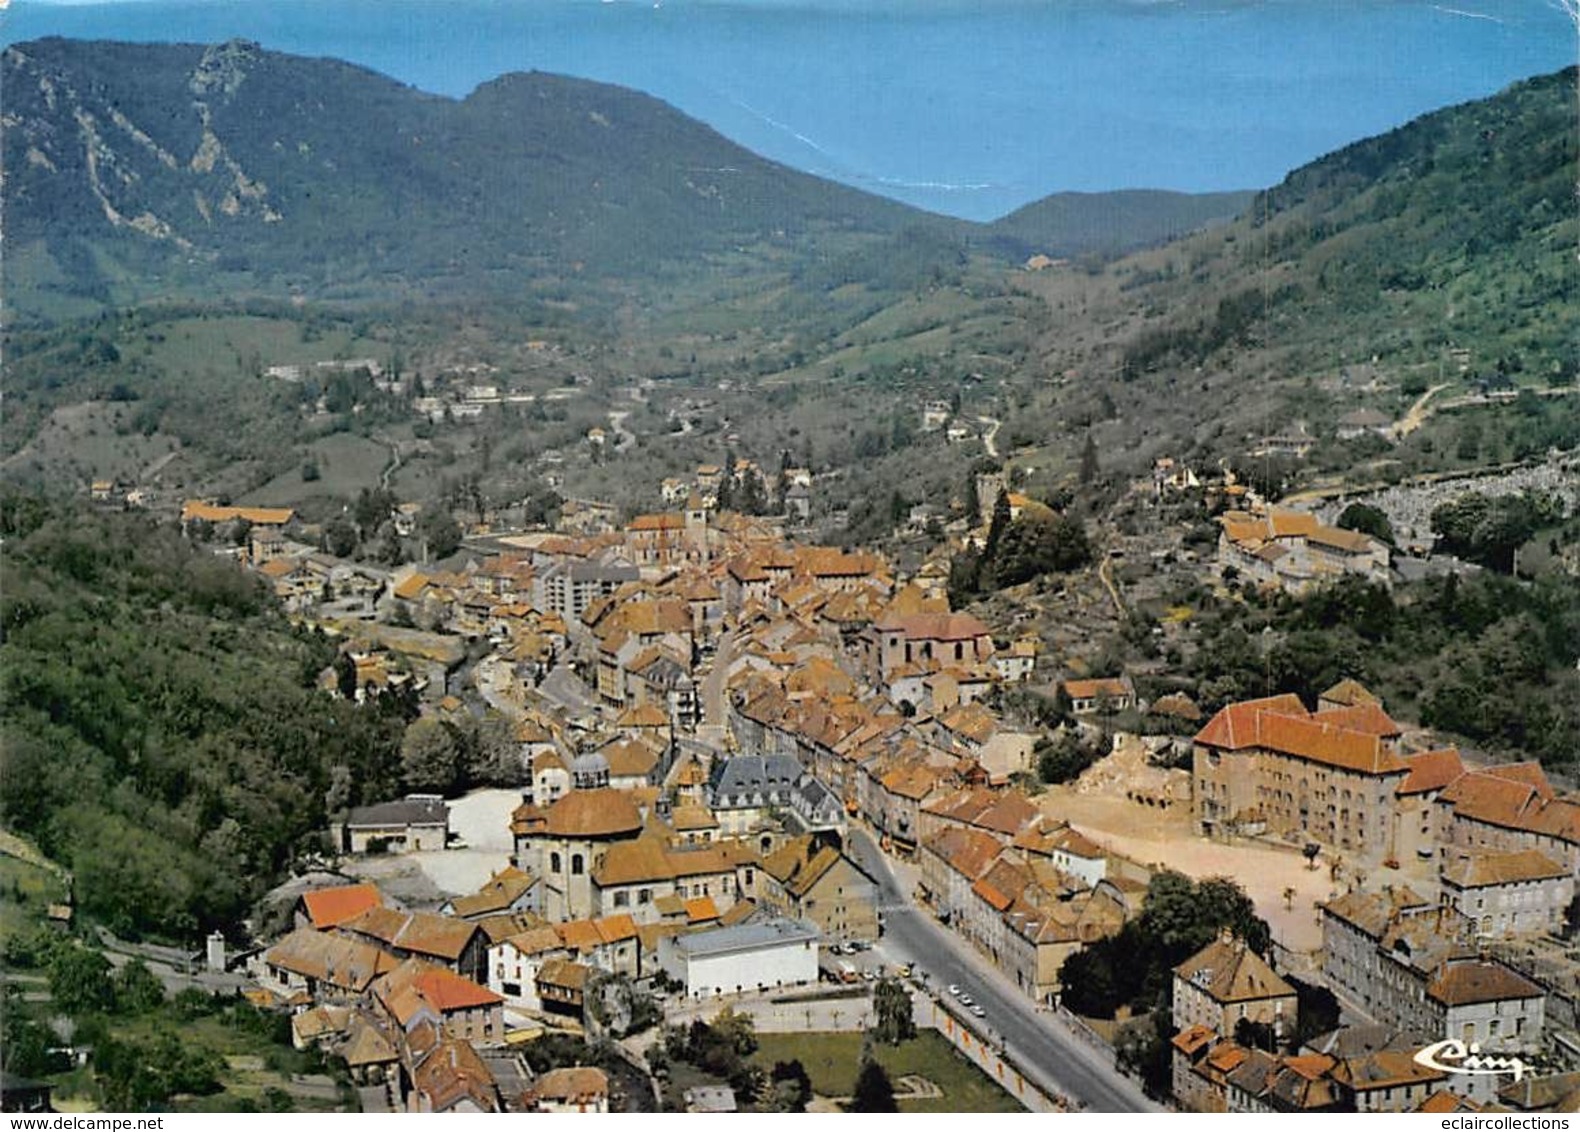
[1413,1038,1532,1082]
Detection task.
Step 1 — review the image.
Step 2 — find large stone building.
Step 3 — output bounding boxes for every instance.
[1217,508,1390,594]
[758,835,879,944]
[1172,931,1298,1040]
[1320,886,1549,1090]
[1440,850,1574,938]
[1193,692,1410,861]
[510,787,646,922]
[864,611,995,685]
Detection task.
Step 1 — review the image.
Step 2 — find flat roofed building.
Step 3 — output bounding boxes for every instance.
[657,917,819,999]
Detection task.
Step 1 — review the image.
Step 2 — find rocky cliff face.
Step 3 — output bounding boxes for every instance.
[3,39,287,253]
[2,37,928,314]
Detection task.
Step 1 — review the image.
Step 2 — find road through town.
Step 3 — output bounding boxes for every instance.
[846,828,1158,1113]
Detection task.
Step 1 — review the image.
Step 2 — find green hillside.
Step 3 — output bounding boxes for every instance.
[1,37,941,318]
[0,497,407,940]
[1009,66,1578,480]
[986,188,1255,261]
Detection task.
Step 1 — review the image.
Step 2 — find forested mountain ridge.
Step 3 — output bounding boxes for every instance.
[1,37,937,315]
[986,188,1255,262]
[1041,67,1578,403]
[1,37,1248,320]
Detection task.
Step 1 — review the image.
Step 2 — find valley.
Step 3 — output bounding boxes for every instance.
[1,34,1577,1119]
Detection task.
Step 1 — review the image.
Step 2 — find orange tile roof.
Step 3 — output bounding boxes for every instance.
[1316,702,1401,737]
[182,500,295,526]
[535,1066,608,1104]
[1396,748,1466,796]
[1442,849,1569,889]
[1417,1090,1480,1114]
[1205,1044,1251,1073]
[1267,509,1320,539]
[1482,762,1557,801]
[923,827,1004,880]
[591,839,677,887]
[410,965,504,1011]
[1175,934,1295,1004]
[1196,697,1407,775]
[627,513,685,532]
[542,788,645,839]
[341,907,480,961]
[874,611,992,641]
[595,914,639,944]
[684,897,720,923]
[972,877,1014,912]
[1307,526,1379,554]
[1171,1024,1216,1056]
[556,919,604,953]
[501,926,566,957]
[1194,694,1309,748]
[1063,677,1129,701]
[300,883,383,930]
[1320,678,1379,707]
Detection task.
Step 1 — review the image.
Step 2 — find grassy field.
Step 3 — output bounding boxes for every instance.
[137,316,390,384]
[750,1030,1024,1113]
[238,430,394,508]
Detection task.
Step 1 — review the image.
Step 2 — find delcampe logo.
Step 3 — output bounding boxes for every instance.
[1413,1039,1532,1082]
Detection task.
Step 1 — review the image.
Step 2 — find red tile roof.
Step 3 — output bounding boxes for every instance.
[300,884,383,929]
[1396,749,1466,796]
[1196,696,1407,775]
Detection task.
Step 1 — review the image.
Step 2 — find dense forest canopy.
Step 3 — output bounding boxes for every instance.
[0,496,407,941]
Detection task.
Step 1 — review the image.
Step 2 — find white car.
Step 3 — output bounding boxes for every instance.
[947,984,961,997]
[970,1005,986,1018]
[958,994,974,1007]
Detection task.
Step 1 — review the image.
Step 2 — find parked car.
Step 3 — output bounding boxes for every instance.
[947,984,961,997]
[970,1005,986,1018]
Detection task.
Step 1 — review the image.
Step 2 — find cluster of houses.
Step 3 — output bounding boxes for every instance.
[196,464,1575,1116]
[1172,680,1580,1112]
[1216,506,1391,594]
[1168,925,1579,1113]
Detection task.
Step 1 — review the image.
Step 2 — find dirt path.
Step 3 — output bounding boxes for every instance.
[977,415,1001,457]
[1390,382,1450,439]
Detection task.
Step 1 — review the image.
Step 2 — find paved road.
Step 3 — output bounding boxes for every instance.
[845,828,1157,1114]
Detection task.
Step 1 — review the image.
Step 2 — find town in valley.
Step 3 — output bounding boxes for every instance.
[1,31,1577,1121]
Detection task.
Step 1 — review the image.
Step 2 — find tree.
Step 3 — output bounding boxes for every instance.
[353,487,396,535]
[850,1057,898,1113]
[947,547,983,608]
[1057,942,1124,1018]
[461,710,521,787]
[112,960,167,1015]
[1036,730,1099,786]
[871,977,915,1045]
[334,651,359,700]
[1079,430,1099,485]
[399,717,465,793]
[418,507,463,560]
[769,1060,813,1112]
[48,944,114,1016]
[1336,501,1393,545]
[322,515,358,558]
